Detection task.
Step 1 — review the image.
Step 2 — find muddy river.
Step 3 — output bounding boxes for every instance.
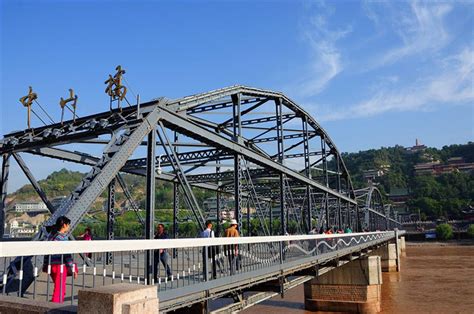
[242,243,474,313]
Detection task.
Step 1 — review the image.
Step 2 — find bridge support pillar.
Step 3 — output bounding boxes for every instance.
[400,236,406,256]
[304,256,382,313]
[370,243,398,272]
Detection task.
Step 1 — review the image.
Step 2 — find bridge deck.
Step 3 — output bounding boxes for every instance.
[0,231,401,312]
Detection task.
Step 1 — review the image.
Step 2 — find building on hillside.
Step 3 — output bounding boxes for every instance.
[388,188,410,222]
[363,169,384,181]
[406,138,427,153]
[461,206,474,222]
[414,160,441,175]
[6,220,38,238]
[13,201,48,213]
[414,157,474,176]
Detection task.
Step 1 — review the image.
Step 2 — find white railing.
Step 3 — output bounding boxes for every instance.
[0,231,394,257]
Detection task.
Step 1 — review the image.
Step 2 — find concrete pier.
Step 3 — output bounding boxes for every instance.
[400,236,406,256]
[304,256,383,313]
[370,243,399,272]
[77,283,158,314]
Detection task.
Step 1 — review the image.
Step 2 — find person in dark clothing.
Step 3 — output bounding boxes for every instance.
[153,224,172,281]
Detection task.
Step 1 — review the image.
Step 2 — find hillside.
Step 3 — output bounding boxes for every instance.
[342,142,474,219]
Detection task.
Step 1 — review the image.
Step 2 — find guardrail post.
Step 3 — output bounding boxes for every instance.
[279,240,284,264]
[204,246,209,282]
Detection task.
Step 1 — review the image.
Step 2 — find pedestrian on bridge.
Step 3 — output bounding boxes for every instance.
[78,227,93,259]
[43,216,78,303]
[225,219,240,275]
[153,224,172,282]
[201,220,223,279]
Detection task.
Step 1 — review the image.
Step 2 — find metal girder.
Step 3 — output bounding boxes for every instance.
[0,154,9,238]
[12,153,56,214]
[106,178,116,264]
[145,130,156,283]
[186,96,262,114]
[303,116,312,232]
[270,133,318,159]
[43,101,166,235]
[173,131,179,240]
[232,93,243,231]
[158,107,357,205]
[116,173,144,225]
[124,149,233,169]
[186,168,272,184]
[217,98,269,129]
[0,105,151,154]
[28,147,99,166]
[249,115,297,143]
[251,132,315,144]
[224,114,296,128]
[156,122,205,231]
[275,98,287,235]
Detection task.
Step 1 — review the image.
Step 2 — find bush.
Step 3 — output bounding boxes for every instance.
[467,224,474,238]
[435,223,453,240]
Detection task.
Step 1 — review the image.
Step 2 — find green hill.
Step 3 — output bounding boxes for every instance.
[342,142,474,219]
[8,142,474,224]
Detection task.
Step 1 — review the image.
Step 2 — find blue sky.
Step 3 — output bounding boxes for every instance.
[1,0,473,191]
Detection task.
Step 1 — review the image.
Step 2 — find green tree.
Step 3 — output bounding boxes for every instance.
[467,224,474,238]
[435,223,453,240]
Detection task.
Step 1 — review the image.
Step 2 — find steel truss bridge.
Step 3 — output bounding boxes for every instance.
[0,85,401,299]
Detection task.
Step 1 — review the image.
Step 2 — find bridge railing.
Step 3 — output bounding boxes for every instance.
[0,231,401,306]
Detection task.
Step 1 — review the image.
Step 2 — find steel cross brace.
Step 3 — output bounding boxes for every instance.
[12,153,56,214]
[156,122,205,231]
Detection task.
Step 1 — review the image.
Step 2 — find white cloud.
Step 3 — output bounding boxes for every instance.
[296,4,351,96]
[370,1,453,68]
[314,48,474,121]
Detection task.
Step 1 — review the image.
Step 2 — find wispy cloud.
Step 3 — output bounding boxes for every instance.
[370,1,453,68]
[315,48,474,121]
[296,3,351,96]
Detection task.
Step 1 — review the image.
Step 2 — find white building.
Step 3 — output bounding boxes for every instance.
[14,201,48,213]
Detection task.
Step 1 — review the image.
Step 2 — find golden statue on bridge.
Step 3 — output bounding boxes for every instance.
[59,88,78,124]
[104,65,127,111]
[19,86,38,129]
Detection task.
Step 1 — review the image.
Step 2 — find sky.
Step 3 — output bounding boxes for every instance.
[1,0,473,191]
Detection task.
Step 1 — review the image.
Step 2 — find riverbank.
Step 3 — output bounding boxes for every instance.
[406,239,474,246]
[243,243,474,313]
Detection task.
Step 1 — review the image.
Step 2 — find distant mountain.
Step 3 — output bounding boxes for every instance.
[9,169,85,203]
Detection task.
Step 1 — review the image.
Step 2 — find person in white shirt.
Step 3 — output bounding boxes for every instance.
[201,220,223,278]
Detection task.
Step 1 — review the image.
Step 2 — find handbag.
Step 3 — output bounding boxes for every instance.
[67,263,78,277]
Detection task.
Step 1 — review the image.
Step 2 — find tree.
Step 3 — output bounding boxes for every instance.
[435,223,453,240]
[467,224,474,238]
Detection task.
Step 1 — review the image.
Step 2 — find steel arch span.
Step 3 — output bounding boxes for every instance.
[355,185,399,231]
[0,84,401,240]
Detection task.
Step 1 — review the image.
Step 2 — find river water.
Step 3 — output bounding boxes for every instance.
[242,243,474,313]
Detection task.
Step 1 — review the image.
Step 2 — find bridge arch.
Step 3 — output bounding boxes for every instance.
[0,84,402,239]
[355,185,398,230]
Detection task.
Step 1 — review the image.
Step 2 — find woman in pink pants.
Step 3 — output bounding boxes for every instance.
[43,216,78,303]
